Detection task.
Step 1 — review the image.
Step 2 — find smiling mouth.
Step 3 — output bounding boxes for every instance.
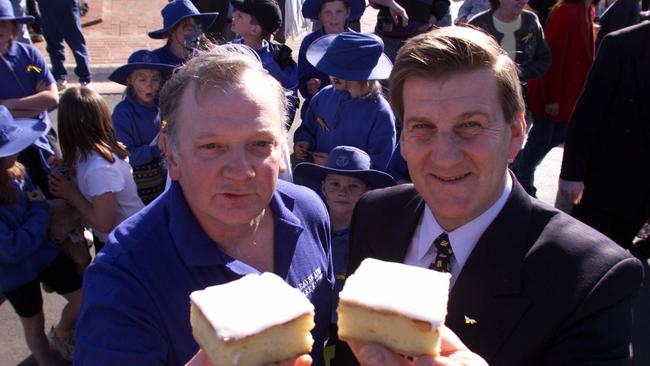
[432,173,471,182]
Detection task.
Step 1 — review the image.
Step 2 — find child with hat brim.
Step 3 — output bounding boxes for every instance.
[297,0,366,119]
[0,0,60,199]
[229,0,299,125]
[0,105,83,364]
[108,50,175,204]
[293,32,397,172]
[149,0,218,67]
[294,146,395,348]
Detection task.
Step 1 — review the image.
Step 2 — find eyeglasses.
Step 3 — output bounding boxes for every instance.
[322,180,368,196]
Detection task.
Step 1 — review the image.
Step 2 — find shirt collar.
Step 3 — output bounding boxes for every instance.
[416,173,513,270]
[168,181,305,271]
[6,41,20,56]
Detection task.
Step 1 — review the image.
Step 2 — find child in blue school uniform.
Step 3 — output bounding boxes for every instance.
[108,50,174,204]
[229,0,299,125]
[0,0,59,199]
[297,0,366,118]
[0,106,83,364]
[293,32,397,171]
[293,146,395,363]
[148,0,218,67]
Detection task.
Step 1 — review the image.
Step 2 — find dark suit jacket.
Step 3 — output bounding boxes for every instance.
[561,22,650,222]
[596,0,641,48]
[334,181,643,366]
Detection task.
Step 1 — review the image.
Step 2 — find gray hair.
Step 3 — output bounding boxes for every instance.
[159,43,288,151]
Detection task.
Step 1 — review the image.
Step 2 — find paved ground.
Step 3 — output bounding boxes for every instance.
[2,1,648,365]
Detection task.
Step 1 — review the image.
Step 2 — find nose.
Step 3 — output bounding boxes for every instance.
[431,131,464,168]
[221,145,255,180]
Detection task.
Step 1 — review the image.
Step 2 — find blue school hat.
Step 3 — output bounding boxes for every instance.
[294,146,396,190]
[306,32,392,81]
[0,0,34,24]
[301,0,366,21]
[108,50,176,85]
[148,0,218,39]
[0,106,48,158]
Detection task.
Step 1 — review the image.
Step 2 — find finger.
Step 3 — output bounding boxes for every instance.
[185,350,211,366]
[349,341,411,366]
[437,326,470,357]
[273,354,312,366]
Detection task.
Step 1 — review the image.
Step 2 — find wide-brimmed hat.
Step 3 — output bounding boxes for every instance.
[0,0,34,24]
[0,106,48,158]
[230,0,282,34]
[302,0,366,21]
[294,146,396,190]
[108,50,176,85]
[148,0,218,39]
[307,32,392,81]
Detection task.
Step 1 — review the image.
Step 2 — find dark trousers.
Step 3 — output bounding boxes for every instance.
[38,0,91,83]
[513,114,569,190]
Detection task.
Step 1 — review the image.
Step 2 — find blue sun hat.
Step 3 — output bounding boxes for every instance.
[148,0,218,39]
[0,0,34,24]
[108,50,176,85]
[306,32,392,81]
[301,0,366,21]
[0,106,50,158]
[294,146,396,190]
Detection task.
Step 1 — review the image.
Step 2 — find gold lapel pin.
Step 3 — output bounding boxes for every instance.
[464,316,478,325]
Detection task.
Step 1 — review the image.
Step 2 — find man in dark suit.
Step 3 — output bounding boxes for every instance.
[595,0,640,48]
[334,26,644,366]
[559,21,650,258]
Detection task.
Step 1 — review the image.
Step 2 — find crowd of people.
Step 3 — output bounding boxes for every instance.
[1,0,649,364]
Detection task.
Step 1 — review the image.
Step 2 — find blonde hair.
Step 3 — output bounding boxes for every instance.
[0,161,25,205]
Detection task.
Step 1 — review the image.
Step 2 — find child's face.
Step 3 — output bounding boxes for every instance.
[322,174,369,221]
[128,69,162,106]
[319,1,350,34]
[231,10,258,38]
[170,17,202,48]
[0,20,16,52]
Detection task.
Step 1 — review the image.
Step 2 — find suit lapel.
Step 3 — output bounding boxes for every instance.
[446,182,534,361]
[379,187,425,263]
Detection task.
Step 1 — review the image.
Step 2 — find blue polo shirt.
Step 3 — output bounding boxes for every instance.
[112,94,162,167]
[0,42,55,129]
[74,180,334,366]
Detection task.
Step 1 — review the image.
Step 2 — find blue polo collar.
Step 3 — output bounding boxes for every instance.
[6,41,19,57]
[168,181,305,274]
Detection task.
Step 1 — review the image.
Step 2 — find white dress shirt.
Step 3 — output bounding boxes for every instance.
[404,174,513,288]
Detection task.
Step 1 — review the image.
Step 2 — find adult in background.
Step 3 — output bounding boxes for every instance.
[594,0,640,48]
[37,0,91,89]
[558,21,650,258]
[513,0,595,197]
[149,0,218,67]
[74,46,334,366]
[109,50,174,204]
[334,26,642,365]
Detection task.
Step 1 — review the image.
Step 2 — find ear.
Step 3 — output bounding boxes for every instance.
[278,142,288,174]
[508,111,526,161]
[160,133,182,181]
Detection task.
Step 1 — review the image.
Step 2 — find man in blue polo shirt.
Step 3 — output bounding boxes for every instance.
[74,47,334,366]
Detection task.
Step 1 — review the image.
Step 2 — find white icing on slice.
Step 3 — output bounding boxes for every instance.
[190,272,315,340]
[339,258,450,329]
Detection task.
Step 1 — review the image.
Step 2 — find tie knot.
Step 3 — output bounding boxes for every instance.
[430,233,453,273]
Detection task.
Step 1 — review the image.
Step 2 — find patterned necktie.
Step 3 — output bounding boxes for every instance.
[429,233,454,273]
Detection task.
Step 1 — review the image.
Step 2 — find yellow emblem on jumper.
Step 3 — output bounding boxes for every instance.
[522,32,533,44]
[464,316,478,325]
[26,65,42,73]
[316,117,330,132]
